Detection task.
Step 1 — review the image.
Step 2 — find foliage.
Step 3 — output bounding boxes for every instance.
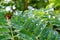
[0,0,60,40]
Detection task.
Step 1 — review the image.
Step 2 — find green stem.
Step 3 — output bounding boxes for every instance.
[7,19,14,40]
[10,27,14,40]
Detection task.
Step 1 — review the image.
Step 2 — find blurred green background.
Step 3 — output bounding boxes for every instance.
[0,0,60,40]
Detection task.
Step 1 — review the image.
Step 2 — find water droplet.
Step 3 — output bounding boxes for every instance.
[36,24,39,26]
[41,28,43,30]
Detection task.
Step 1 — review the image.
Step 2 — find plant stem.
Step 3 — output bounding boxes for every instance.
[7,19,14,40]
[10,26,14,40]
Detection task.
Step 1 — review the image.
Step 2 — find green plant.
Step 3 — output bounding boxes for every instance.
[0,0,60,40]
